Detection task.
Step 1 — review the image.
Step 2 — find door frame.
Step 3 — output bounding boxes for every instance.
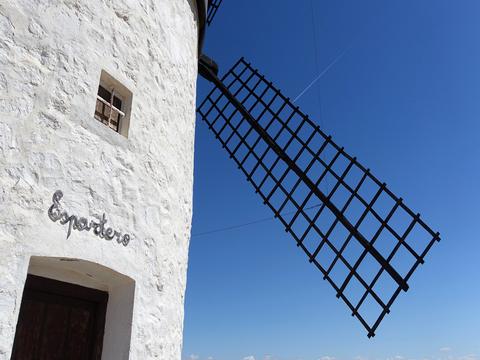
[11,274,108,360]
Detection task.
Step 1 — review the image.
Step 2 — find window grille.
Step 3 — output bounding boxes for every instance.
[197,57,440,337]
[94,85,125,133]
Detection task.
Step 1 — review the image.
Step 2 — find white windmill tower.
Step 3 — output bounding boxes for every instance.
[0,0,208,359]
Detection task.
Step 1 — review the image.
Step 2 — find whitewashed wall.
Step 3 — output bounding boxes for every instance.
[0,0,199,358]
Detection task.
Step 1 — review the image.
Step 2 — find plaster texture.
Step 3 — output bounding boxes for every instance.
[0,0,199,358]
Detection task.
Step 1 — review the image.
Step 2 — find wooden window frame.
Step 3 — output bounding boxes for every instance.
[93,70,133,137]
[94,86,125,133]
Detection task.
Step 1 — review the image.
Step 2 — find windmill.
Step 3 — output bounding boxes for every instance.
[197,1,440,338]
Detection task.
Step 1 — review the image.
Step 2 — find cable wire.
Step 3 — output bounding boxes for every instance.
[192,203,322,238]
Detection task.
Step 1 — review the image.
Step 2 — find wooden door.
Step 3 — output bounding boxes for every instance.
[11,275,108,360]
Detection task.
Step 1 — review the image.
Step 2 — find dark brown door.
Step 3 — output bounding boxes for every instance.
[11,275,108,360]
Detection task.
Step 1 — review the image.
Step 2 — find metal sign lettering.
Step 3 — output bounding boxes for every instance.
[47,190,132,246]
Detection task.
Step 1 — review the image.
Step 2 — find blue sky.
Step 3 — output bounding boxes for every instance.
[183,1,480,359]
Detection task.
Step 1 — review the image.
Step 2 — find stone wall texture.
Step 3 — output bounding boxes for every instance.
[0,0,199,358]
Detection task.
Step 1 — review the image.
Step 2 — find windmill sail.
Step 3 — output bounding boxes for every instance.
[197,57,440,337]
[207,0,223,26]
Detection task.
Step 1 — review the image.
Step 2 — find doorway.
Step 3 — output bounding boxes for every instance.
[11,274,108,360]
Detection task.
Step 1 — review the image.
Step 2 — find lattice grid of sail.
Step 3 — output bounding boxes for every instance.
[207,0,223,26]
[197,57,440,337]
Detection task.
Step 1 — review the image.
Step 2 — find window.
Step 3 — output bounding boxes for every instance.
[95,85,124,132]
[94,70,133,137]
